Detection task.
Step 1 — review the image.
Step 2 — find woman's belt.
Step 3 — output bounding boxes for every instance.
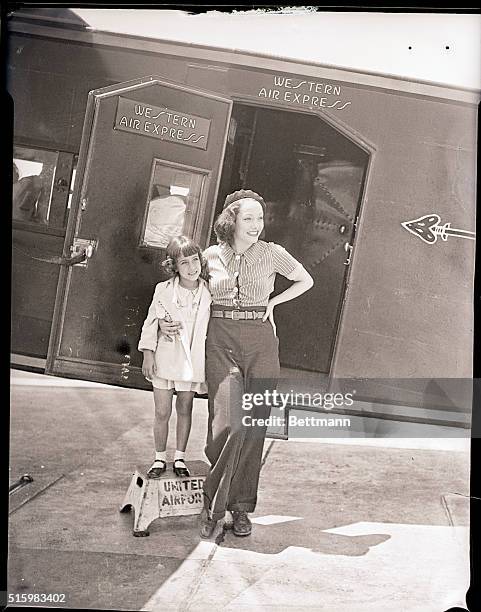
[211,308,266,320]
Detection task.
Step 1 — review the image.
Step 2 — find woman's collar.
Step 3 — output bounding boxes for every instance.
[219,241,268,267]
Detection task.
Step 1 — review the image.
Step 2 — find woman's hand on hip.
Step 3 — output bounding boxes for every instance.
[262,300,277,336]
[158,318,182,341]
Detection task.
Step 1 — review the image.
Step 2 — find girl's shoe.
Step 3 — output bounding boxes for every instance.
[173,459,190,477]
[147,459,167,479]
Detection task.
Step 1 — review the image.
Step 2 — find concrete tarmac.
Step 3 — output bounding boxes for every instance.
[8,369,470,611]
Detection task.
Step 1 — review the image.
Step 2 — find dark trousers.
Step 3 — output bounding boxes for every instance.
[203,309,280,521]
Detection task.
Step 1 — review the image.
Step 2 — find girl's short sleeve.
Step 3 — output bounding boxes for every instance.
[269,242,303,278]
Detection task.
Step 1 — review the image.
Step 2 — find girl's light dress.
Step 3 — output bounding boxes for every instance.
[150,283,207,394]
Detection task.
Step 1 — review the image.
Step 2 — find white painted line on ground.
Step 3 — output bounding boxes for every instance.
[251,515,303,525]
[323,520,469,540]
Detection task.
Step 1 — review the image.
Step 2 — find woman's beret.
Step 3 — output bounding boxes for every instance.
[223,189,266,212]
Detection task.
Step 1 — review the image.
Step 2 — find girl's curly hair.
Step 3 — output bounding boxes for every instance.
[161,235,210,281]
[214,189,266,244]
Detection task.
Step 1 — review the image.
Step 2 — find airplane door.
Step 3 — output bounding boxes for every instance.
[46,76,232,387]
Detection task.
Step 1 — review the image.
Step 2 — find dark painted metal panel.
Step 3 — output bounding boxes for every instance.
[328,94,476,382]
[8,34,188,151]
[11,230,65,357]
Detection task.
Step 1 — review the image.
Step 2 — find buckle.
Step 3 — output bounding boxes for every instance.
[231,310,242,320]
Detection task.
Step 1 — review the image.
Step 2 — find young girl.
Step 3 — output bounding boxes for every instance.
[138,235,211,479]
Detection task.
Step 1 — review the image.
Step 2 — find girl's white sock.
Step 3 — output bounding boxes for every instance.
[174,450,186,462]
[154,451,167,463]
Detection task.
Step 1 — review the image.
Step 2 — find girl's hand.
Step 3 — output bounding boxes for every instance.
[262,300,277,336]
[158,318,182,341]
[142,350,156,379]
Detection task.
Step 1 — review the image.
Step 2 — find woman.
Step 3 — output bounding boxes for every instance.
[161,190,313,538]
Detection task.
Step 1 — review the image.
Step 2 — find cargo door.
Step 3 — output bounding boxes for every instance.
[46,76,232,386]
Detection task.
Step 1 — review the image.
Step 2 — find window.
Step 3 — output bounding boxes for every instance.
[12,146,76,233]
[140,159,208,248]
[66,159,77,210]
[12,147,58,225]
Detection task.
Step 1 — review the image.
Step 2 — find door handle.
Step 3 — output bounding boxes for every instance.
[12,241,92,266]
[343,242,353,266]
[70,238,97,267]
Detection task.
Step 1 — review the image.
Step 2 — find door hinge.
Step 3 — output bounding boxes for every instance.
[343,242,353,266]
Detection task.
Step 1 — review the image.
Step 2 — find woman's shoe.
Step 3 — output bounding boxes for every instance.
[147,459,167,479]
[173,459,190,477]
[231,511,252,536]
[199,508,218,539]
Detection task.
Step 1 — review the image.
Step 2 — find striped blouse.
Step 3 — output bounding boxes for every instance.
[203,240,302,307]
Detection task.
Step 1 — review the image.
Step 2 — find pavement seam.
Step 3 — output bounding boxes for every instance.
[260,439,276,468]
[179,543,219,612]
[7,545,191,563]
[9,474,66,515]
[178,442,276,611]
[440,491,471,527]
